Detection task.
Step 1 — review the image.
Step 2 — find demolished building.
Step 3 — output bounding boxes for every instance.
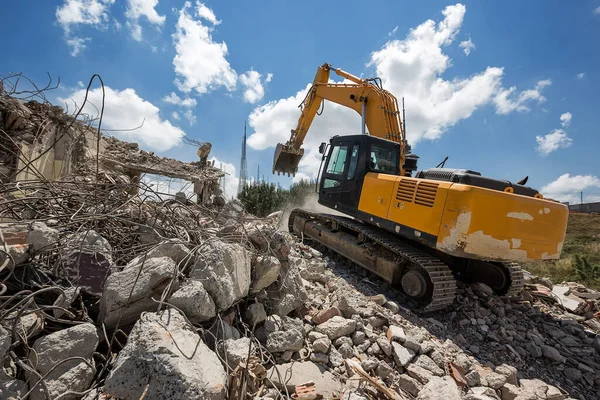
[0,92,224,205]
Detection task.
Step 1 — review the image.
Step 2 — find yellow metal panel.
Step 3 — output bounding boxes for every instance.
[436,184,568,261]
[387,177,451,236]
[358,173,398,221]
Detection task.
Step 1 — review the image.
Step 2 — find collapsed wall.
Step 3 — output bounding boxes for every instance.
[0,92,224,205]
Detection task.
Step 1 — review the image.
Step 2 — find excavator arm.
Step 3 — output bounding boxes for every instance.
[273,63,407,176]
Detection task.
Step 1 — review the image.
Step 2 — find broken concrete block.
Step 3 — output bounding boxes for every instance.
[265,260,308,317]
[29,360,96,400]
[100,256,177,327]
[27,323,98,400]
[244,302,267,326]
[314,316,356,340]
[169,279,216,323]
[218,337,255,371]
[250,255,281,293]
[59,230,113,295]
[126,240,192,270]
[267,361,342,399]
[105,309,227,400]
[27,222,59,252]
[416,376,461,400]
[266,329,304,353]
[190,240,251,311]
[393,342,416,367]
[28,323,98,375]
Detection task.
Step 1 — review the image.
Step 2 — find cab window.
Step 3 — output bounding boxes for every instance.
[346,145,360,180]
[326,145,348,175]
[370,145,398,174]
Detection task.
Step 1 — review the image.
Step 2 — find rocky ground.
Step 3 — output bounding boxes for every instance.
[2,190,600,400]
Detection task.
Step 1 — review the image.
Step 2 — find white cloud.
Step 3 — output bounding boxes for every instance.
[125,0,166,41]
[577,72,585,79]
[162,92,197,108]
[183,109,196,125]
[535,129,573,155]
[459,38,475,55]
[56,0,115,33]
[541,174,600,203]
[560,112,572,127]
[210,156,238,199]
[197,1,220,25]
[66,37,90,56]
[172,1,237,95]
[493,79,551,114]
[58,86,185,151]
[239,70,273,103]
[594,6,600,14]
[56,0,114,55]
[247,3,551,179]
[163,92,196,124]
[388,26,398,36]
[172,111,181,120]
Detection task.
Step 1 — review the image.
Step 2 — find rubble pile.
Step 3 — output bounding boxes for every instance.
[1,80,600,400]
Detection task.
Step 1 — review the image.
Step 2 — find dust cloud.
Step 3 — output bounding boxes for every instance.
[277,192,346,231]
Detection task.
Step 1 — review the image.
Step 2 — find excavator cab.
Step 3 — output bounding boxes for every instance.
[317,135,410,215]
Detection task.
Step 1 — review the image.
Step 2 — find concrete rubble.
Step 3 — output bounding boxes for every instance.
[2,86,600,400]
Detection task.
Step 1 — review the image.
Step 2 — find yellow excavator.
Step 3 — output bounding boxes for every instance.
[273,63,569,311]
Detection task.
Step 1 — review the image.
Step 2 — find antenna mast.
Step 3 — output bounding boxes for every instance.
[238,121,248,195]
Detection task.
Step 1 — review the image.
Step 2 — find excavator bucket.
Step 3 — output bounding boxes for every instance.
[273,143,304,176]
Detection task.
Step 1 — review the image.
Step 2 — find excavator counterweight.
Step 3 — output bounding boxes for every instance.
[272,63,569,312]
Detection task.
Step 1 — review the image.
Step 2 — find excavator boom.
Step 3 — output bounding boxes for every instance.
[273,63,406,176]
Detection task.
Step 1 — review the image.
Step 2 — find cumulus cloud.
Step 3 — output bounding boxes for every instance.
[172,1,237,95]
[56,0,115,32]
[247,3,551,179]
[239,70,273,103]
[125,0,166,41]
[493,79,551,115]
[536,112,574,155]
[541,174,600,203]
[66,37,90,56]
[535,129,573,155]
[459,38,475,55]
[162,92,197,124]
[577,72,585,79]
[56,0,115,55]
[560,112,572,127]
[58,86,185,151]
[162,92,197,107]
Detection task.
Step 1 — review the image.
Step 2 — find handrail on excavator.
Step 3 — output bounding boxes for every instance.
[272,63,406,177]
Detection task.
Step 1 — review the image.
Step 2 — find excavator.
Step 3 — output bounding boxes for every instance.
[272,63,569,312]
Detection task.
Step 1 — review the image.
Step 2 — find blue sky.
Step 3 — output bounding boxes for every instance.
[2,0,599,202]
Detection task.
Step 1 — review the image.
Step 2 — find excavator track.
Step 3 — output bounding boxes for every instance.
[288,208,457,312]
[501,262,525,297]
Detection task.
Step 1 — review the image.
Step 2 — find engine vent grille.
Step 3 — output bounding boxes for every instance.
[414,182,439,207]
[396,179,417,202]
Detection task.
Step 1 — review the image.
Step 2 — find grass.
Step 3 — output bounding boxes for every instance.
[524,213,600,289]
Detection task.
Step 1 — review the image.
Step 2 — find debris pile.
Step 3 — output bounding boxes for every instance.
[1,79,600,400]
